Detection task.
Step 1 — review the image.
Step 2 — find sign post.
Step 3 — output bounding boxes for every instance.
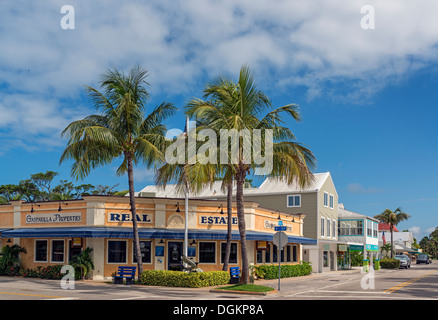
[273,230,288,291]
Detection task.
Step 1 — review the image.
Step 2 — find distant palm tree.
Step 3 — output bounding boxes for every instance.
[185,65,316,283]
[374,208,410,258]
[380,243,392,258]
[60,66,175,280]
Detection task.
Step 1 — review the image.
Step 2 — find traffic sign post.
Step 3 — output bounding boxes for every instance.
[273,231,288,291]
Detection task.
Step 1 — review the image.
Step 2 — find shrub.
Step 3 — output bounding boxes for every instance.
[39,265,64,280]
[2,266,21,276]
[140,270,230,288]
[380,258,400,269]
[21,268,40,278]
[255,262,312,280]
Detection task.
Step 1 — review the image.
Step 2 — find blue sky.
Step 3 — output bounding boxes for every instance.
[1,1,438,240]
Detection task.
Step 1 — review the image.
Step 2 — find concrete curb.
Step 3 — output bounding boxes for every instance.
[209,288,278,296]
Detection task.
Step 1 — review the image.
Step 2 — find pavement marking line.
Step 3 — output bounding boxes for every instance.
[113,296,153,300]
[384,271,436,293]
[316,290,390,294]
[294,295,438,300]
[0,291,70,299]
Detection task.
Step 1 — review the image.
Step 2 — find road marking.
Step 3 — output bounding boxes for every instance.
[317,290,390,294]
[295,295,438,300]
[113,296,150,300]
[45,297,80,300]
[0,291,70,299]
[384,271,436,293]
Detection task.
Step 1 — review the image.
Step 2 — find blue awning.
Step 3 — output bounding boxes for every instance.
[1,227,316,245]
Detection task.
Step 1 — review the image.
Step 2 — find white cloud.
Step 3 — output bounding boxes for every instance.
[425,227,437,234]
[408,226,421,237]
[1,0,438,150]
[346,183,381,194]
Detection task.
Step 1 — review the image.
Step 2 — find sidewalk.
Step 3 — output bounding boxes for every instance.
[253,267,362,287]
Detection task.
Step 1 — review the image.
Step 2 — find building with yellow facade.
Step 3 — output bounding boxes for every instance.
[0,196,316,280]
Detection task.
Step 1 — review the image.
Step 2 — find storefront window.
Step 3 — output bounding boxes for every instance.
[256,250,263,263]
[51,240,64,262]
[199,242,215,263]
[221,243,237,264]
[35,240,48,262]
[339,220,363,235]
[133,241,151,263]
[265,245,271,263]
[108,240,127,263]
[293,245,298,262]
[286,245,291,262]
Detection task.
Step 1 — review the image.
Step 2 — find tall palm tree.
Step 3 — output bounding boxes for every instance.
[185,65,316,283]
[60,66,175,280]
[374,208,410,258]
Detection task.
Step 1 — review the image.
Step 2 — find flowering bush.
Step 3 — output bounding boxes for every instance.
[20,268,40,278]
[5,266,20,276]
[39,265,64,280]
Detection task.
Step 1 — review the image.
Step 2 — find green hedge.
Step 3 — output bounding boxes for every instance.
[140,270,230,288]
[380,258,400,269]
[255,262,312,279]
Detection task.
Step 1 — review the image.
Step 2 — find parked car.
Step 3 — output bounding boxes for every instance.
[395,255,411,269]
[416,254,432,264]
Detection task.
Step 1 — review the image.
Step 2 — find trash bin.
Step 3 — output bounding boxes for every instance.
[363,259,369,272]
[375,259,380,271]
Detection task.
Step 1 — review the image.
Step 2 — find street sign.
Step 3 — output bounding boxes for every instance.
[274,226,287,231]
[273,231,288,248]
[278,220,283,226]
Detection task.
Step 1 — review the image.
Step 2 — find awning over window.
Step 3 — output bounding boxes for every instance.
[1,227,316,245]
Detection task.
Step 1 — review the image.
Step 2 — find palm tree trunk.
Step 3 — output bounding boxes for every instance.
[222,181,233,271]
[127,154,143,281]
[236,168,249,284]
[390,226,394,259]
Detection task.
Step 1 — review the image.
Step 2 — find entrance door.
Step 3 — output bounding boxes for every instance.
[168,242,183,271]
[330,251,335,271]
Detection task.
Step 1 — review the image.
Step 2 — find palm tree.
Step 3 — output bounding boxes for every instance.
[70,247,95,280]
[374,208,410,258]
[185,65,316,283]
[380,243,392,258]
[0,244,26,274]
[60,66,175,281]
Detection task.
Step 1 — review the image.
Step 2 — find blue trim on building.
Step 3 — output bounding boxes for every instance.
[1,227,317,245]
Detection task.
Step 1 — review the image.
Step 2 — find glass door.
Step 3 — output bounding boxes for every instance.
[168,241,183,271]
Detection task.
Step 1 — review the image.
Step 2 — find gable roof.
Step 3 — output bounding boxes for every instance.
[338,204,380,222]
[378,223,399,232]
[136,172,335,198]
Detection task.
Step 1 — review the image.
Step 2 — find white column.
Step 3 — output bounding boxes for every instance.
[88,238,105,280]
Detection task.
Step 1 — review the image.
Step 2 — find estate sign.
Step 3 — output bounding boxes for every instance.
[199,216,238,225]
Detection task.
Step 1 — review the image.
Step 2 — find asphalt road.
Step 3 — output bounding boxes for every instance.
[0,260,436,301]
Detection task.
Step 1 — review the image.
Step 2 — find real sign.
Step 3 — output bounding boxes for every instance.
[108,213,152,223]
